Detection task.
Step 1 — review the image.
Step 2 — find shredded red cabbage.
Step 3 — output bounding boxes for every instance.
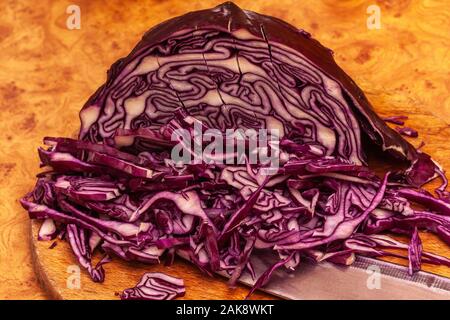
[396,126,419,138]
[382,115,408,126]
[120,272,185,300]
[408,228,422,276]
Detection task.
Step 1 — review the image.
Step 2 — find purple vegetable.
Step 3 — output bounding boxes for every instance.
[396,126,419,138]
[382,115,408,126]
[120,272,185,300]
[275,172,390,250]
[408,228,422,275]
[54,176,123,202]
[78,2,436,186]
[49,241,57,249]
[397,188,450,216]
[245,252,295,299]
[20,2,450,299]
[66,224,111,282]
[38,218,57,241]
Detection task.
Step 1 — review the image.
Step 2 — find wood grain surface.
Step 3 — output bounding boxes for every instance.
[1,0,450,300]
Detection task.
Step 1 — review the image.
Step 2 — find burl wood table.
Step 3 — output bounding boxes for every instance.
[1,0,449,299]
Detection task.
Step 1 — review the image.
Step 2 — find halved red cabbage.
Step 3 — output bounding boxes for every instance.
[21,2,450,299]
[79,2,434,186]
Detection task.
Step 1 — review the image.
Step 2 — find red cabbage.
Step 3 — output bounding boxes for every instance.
[78,2,435,187]
[120,272,185,300]
[38,218,57,241]
[20,2,450,298]
[408,228,422,276]
[396,126,419,138]
[382,115,408,126]
[66,224,111,282]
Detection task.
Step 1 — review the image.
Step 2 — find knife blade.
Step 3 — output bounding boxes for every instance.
[234,253,450,300]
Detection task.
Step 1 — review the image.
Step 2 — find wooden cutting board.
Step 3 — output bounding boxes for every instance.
[2,0,450,300]
[30,220,273,299]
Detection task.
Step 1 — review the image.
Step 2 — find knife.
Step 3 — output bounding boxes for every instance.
[233,252,450,300]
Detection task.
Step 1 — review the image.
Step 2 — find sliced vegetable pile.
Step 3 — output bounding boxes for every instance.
[21,2,450,299]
